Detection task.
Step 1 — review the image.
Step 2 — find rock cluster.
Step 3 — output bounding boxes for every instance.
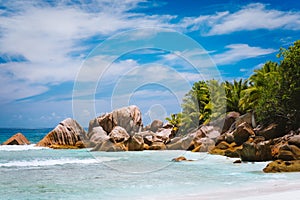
[208,112,300,172]
[32,105,300,173]
[87,105,179,151]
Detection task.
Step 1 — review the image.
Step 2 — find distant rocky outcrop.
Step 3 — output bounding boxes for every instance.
[36,118,87,149]
[2,133,30,145]
[88,105,143,151]
[87,104,179,151]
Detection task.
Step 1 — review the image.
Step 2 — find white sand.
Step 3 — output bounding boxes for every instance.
[172,181,300,200]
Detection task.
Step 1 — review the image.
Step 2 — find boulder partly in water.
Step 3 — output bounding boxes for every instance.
[2,133,30,145]
[36,118,86,149]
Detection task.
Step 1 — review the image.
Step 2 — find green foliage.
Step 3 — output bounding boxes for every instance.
[166,40,300,134]
[277,41,300,129]
[225,79,249,114]
[181,81,209,132]
[243,40,300,129]
[165,113,183,128]
[178,80,226,134]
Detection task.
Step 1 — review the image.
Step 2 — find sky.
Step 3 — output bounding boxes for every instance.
[0,0,299,128]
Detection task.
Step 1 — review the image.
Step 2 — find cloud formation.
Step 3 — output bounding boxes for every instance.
[0,0,174,102]
[212,44,276,65]
[182,3,300,35]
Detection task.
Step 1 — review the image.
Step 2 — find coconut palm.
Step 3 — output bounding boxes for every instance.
[225,79,249,114]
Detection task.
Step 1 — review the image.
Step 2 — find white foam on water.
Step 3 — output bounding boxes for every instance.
[0,157,120,167]
[0,144,48,151]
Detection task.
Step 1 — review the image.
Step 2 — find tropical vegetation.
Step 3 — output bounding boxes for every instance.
[166,40,300,135]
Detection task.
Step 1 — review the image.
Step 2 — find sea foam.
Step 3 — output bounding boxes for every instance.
[0,144,48,151]
[0,157,115,167]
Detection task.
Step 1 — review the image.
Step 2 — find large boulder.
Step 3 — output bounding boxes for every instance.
[108,126,130,143]
[150,120,163,132]
[147,141,166,150]
[139,131,162,145]
[233,122,255,146]
[88,126,109,145]
[240,141,272,161]
[155,128,174,144]
[263,160,300,173]
[288,135,300,148]
[273,143,300,161]
[92,140,127,152]
[2,133,30,145]
[209,141,242,158]
[235,112,255,128]
[209,111,240,134]
[128,134,144,151]
[36,118,86,149]
[193,137,215,152]
[92,105,142,135]
[166,136,194,150]
[166,125,218,151]
[255,123,286,140]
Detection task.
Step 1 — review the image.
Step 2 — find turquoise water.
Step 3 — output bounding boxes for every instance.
[1,129,300,199]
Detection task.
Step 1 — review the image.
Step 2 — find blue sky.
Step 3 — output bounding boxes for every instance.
[0,0,299,128]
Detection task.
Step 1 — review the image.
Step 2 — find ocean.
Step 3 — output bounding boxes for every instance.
[1,128,300,200]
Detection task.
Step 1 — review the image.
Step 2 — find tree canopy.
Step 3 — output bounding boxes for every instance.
[166,40,300,135]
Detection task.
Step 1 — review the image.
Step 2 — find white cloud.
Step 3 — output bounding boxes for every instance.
[181,3,300,35]
[212,44,276,65]
[0,0,175,103]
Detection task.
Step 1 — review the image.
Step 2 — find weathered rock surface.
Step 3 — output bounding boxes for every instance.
[233,122,255,146]
[88,126,109,145]
[166,125,219,151]
[147,141,166,150]
[108,126,130,144]
[171,156,194,162]
[172,156,187,162]
[167,135,194,150]
[92,105,142,135]
[240,141,272,161]
[92,140,127,152]
[155,128,174,144]
[139,131,162,145]
[36,118,86,149]
[128,134,144,151]
[263,160,300,173]
[194,138,215,152]
[2,133,30,145]
[255,123,285,140]
[235,112,255,128]
[209,111,240,134]
[149,120,163,132]
[210,141,242,158]
[288,135,300,148]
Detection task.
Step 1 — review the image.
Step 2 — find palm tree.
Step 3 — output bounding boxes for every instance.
[225,79,249,114]
[240,61,280,112]
[206,79,226,121]
[241,61,281,124]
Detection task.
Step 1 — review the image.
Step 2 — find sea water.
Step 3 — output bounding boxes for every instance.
[1,129,300,200]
